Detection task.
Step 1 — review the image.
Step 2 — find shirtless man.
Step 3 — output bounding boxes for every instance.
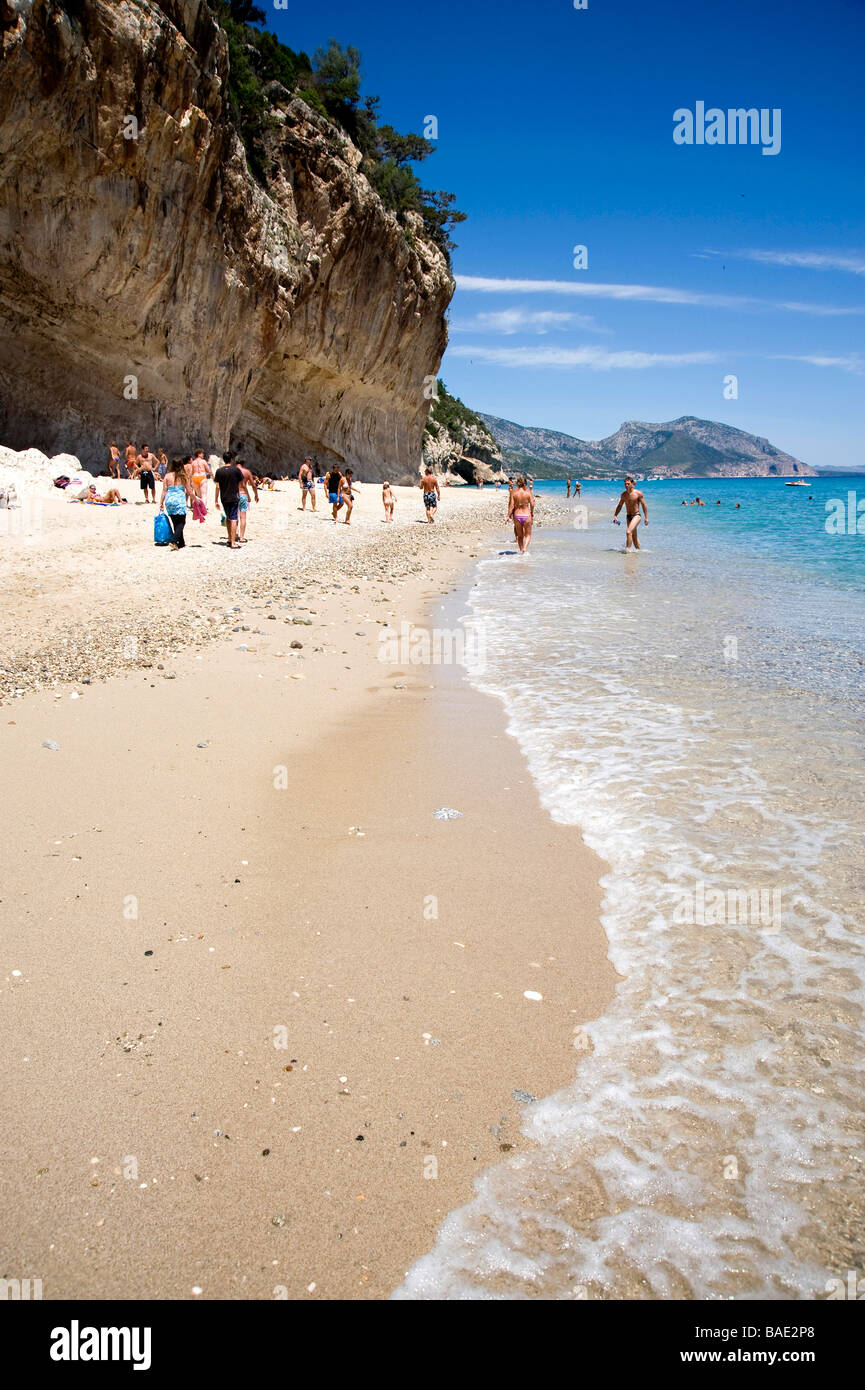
[613,475,648,550]
[137,446,157,503]
[419,467,440,522]
[508,474,534,553]
[325,465,346,521]
[236,458,259,543]
[299,458,317,511]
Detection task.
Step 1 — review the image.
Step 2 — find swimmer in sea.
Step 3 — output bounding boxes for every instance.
[613,475,648,550]
[508,474,534,553]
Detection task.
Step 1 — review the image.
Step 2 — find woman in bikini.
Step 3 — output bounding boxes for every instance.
[108,443,121,478]
[382,481,395,522]
[340,469,355,525]
[190,449,211,501]
[508,475,534,554]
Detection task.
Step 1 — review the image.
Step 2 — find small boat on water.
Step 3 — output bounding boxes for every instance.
[785,480,809,486]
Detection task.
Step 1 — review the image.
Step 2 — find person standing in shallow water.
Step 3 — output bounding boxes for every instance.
[508,474,534,553]
[613,475,649,550]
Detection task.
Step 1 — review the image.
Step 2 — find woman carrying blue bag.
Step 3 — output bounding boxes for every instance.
[158,458,195,549]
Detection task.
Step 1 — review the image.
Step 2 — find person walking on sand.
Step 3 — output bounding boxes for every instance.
[508,474,534,553]
[325,464,346,521]
[613,475,649,550]
[190,449,210,501]
[159,457,195,549]
[420,467,440,522]
[108,443,121,479]
[214,452,244,549]
[299,458,317,511]
[382,480,395,521]
[236,458,259,543]
[124,443,137,478]
[341,469,355,525]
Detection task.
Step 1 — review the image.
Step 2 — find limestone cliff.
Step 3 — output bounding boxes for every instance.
[422,380,504,484]
[0,0,453,479]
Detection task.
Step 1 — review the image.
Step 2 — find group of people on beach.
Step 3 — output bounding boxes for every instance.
[101,444,650,559]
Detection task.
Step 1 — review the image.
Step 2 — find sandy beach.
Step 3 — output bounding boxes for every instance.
[0,474,616,1299]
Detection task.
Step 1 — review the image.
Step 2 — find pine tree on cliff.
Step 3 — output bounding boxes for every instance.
[214,5,465,259]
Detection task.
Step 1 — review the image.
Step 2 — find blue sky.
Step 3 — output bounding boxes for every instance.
[266,0,864,468]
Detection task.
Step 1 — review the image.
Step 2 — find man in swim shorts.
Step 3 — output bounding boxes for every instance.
[214,452,244,548]
[137,446,156,503]
[508,474,534,553]
[298,458,317,511]
[613,476,649,550]
[419,467,440,522]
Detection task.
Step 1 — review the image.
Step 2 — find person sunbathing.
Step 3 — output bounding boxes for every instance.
[73,484,126,505]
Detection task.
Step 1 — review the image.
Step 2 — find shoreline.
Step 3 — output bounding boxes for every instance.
[0,488,617,1299]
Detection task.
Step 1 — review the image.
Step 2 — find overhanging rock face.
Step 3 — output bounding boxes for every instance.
[0,0,452,479]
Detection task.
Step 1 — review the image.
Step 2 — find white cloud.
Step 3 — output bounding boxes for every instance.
[772,353,865,375]
[450,309,604,335]
[455,273,865,317]
[449,344,719,370]
[701,248,865,276]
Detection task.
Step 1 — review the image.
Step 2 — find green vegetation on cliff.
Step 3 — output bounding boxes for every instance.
[213,2,465,258]
[424,381,493,445]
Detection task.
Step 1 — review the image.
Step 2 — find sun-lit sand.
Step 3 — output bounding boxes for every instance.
[0,459,614,1298]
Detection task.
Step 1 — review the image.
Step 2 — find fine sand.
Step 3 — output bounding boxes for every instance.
[0,477,616,1299]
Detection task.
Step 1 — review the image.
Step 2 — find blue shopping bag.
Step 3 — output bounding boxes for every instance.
[154,511,173,545]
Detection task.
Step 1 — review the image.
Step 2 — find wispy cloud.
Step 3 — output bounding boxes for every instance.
[455,274,865,317]
[448,340,865,376]
[772,353,865,375]
[450,309,605,335]
[449,344,719,370]
[700,248,865,276]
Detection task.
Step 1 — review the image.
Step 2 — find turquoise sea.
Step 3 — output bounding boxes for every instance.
[397,474,865,1300]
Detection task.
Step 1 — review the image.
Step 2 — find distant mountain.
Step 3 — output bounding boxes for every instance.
[478,413,816,478]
